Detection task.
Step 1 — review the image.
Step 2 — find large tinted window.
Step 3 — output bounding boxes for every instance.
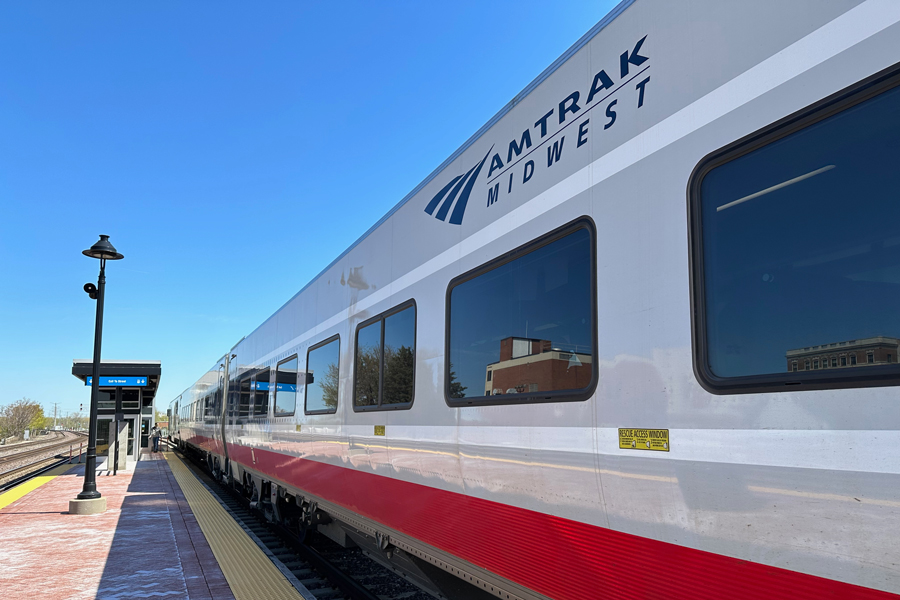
[447,222,596,405]
[121,390,140,410]
[355,321,381,407]
[383,309,415,405]
[354,302,416,410]
[306,337,340,414]
[274,356,298,416]
[98,389,115,410]
[693,76,900,391]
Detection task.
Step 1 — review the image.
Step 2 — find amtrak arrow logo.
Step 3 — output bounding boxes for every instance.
[424,147,492,225]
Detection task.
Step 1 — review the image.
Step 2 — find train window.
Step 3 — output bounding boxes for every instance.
[253,369,270,417]
[238,378,251,418]
[446,219,597,406]
[203,395,213,421]
[306,336,340,414]
[274,356,298,416]
[354,301,416,411]
[227,378,238,417]
[690,67,900,393]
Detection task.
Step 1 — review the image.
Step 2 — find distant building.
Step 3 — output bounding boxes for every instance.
[485,337,592,395]
[785,336,900,372]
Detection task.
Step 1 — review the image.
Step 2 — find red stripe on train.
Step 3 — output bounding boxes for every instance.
[223,443,895,600]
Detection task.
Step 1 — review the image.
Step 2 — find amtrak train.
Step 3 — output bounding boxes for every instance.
[169,1,900,598]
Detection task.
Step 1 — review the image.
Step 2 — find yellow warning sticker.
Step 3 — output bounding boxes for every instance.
[618,428,669,452]
[374,425,385,436]
[295,424,302,433]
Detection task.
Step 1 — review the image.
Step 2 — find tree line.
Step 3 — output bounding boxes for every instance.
[0,398,88,443]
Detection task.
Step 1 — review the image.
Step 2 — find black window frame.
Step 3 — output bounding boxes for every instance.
[274,354,299,417]
[305,335,340,415]
[353,299,417,412]
[688,62,900,394]
[444,217,598,407]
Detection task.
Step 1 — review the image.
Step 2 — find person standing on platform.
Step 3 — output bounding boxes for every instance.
[151,426,161,452]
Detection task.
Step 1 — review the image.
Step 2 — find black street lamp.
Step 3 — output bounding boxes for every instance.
[75,235,124,506]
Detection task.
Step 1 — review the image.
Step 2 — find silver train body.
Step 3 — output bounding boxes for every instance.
[169,1,900,598]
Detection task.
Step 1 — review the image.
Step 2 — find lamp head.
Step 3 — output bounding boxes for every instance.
[82,235,124,260]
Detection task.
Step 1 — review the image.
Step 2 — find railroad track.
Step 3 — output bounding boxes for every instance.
[0,456,74,493]
[178,447,434,600]
[0,435,87,480]
[0,431,71,457]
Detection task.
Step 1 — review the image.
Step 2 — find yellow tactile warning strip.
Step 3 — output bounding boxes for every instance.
[164,451,306,600]
[0,462,76,511]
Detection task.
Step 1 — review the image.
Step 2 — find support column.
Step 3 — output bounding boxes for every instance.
[116,420,128,470]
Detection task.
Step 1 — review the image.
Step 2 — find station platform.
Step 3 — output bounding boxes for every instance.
[0,448,310,600]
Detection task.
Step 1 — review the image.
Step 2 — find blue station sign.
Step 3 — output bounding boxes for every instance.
[85,376,148,387]
[250,382,296,392]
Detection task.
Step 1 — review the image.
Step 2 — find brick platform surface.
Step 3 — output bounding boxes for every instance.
[0,451,235,600]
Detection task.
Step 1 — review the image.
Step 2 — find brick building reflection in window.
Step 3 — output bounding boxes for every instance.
[484,337,592,396]
[786,337,899,371]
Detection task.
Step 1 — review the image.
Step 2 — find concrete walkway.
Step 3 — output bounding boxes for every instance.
[0,451,234,600]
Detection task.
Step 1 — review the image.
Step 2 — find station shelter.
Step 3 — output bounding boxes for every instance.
[72,359,162,468]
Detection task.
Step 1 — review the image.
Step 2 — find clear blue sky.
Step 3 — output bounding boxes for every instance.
[0,1,620,418]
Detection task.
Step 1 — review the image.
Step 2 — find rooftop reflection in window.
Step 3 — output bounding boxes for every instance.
[448,225,595,402]
[698,82,900,381]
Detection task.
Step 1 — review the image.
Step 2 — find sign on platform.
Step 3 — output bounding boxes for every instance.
[85,376,148,387]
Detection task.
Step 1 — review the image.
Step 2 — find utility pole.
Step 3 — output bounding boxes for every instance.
[53,402,60,429]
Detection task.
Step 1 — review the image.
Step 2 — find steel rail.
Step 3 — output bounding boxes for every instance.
[0,457,72,493]
[0,431,74,456]
[0,438,87,479]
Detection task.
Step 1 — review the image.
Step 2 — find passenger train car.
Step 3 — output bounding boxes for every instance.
[169,1,900,598]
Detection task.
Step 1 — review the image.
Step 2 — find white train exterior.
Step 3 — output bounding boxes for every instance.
[169,1,900,598]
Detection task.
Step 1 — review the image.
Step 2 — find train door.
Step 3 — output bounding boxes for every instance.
[140,417,151,453]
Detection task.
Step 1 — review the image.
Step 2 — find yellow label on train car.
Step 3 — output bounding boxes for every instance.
[618,428,669,451]
[374,425,385,436]
[295,424,301,433]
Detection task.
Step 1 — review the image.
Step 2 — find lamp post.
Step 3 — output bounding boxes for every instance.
[70,235,123,514]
